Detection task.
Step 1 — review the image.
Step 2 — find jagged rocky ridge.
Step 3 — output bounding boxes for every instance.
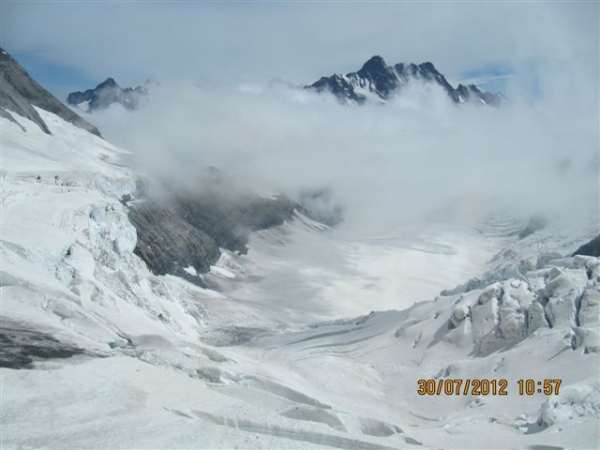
[67,77,148,112]
[0,47,101,136]
[307,55,503,106]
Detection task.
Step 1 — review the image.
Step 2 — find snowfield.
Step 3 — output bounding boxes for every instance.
[1,110,599,449]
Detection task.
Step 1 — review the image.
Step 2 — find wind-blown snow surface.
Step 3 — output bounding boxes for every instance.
[1,111,599,449]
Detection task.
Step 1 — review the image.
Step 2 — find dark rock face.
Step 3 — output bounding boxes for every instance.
[128,198,222,283]
[311,74,366,104]
[572,235,600,257]
[306,55,503,106]
[0,47,101,137]
[127,170,296,285]
[354,55,399,99]
[456,83,503,106]
[67,78,148,112]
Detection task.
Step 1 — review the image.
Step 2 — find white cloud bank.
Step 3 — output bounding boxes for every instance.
[89,75,598,236]
[5,0,596,235]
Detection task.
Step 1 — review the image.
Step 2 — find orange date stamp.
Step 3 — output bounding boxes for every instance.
[417,379,562,396]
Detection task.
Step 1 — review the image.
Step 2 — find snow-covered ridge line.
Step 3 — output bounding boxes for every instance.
[306,55,504,105]
[0,47,101,136]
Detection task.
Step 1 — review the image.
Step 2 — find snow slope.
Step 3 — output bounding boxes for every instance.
[1,110,599,449]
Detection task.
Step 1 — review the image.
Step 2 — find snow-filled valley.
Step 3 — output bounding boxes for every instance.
[1,105,599,450]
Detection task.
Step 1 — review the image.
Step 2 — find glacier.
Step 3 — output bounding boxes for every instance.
[1,104,599,449]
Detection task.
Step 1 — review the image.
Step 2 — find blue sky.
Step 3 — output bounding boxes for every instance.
[8,51,99,100]
[2,1,598,102]
[455,66,515,94]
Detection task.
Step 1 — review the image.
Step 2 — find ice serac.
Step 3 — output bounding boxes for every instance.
[0,47,101,137]
[66,77,148,112]
[306,55,503,105]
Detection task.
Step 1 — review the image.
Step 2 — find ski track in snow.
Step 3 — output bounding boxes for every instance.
[1,111,599,449]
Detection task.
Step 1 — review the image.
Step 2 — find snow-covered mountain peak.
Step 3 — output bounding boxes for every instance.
[96,77,118,89]
[66,77,149,112]
[356,55,389,77]
[307,55,503,106]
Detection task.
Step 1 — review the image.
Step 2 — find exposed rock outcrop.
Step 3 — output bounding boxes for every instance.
[127,170,296,285]
[572,234,600,257]
[0,47,101,137]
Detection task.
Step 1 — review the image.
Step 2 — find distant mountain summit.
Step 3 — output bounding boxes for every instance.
[307,55,503,106]
[67,78,149,112]
[0,47,101,137]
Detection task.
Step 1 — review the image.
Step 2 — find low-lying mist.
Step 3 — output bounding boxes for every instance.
[90,79,599,237]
